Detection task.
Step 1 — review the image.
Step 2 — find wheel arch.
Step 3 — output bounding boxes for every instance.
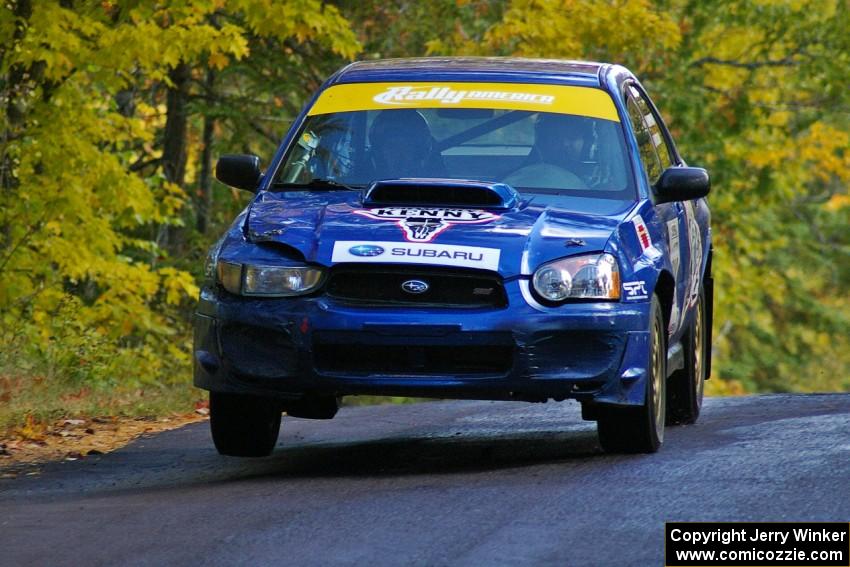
[653,269,676,335]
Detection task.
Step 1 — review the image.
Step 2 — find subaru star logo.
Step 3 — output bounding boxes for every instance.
[401,279,429,294]
[348,244,385,257]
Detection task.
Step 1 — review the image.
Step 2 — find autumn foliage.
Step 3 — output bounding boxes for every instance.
[1,1,848,427]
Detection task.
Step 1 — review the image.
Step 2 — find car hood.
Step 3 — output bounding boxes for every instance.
[244,190,636,277]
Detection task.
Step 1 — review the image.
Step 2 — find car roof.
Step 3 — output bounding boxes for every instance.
[332,57,611,88]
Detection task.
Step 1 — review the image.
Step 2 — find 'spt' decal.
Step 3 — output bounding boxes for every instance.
[353,207,499,243]
[623,281,649,301]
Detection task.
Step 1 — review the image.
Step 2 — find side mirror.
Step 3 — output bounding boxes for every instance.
[215,154,262,192]
[653,167,710,204]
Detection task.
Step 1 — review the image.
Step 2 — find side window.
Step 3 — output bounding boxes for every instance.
[626,95,663,182]
[631,86,675,169]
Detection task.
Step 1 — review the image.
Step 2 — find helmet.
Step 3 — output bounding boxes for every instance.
[370,109,433,150]
[534,113,594,164]
[535,113,594,142]
[369,110,434,177]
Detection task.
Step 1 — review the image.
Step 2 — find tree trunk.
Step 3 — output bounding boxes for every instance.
[197,69,216,234]
[162,62,191,187]
[158,62,192,255]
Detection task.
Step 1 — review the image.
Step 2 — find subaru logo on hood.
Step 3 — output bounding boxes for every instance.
[348,244,385,257]
[401,279,429,294]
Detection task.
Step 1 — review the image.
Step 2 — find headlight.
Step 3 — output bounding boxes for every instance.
[216,261,324,297]
[532,253,620,302]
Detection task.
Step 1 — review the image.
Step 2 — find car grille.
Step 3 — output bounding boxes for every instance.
[325,265,507,308]
[313,332,514,376]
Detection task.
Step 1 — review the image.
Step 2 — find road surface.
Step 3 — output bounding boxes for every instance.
[1,394,848,566]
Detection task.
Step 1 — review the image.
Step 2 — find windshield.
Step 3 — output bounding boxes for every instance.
[275,84,635,199]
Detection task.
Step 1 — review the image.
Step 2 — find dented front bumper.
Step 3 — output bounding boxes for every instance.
[193,281,653,407]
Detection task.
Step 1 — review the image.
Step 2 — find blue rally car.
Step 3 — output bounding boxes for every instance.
[194,58,712,456]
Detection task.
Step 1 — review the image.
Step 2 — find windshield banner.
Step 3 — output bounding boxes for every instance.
[307,82,621,122]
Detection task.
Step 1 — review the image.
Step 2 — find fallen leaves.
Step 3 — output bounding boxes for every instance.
[0,412,206,477]
[194,398,210,416]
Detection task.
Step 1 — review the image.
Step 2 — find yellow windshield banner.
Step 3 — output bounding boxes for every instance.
[307,82,621,122]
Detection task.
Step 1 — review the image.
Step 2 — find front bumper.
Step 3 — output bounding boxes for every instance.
[193,280,652,406]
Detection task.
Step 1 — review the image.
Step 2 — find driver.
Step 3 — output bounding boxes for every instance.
[504,113,594,189]
[369,109,440,179]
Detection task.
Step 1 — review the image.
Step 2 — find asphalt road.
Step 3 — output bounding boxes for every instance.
[1,394,848,566]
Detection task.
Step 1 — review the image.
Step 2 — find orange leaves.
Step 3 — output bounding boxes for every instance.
[207,52,230,70]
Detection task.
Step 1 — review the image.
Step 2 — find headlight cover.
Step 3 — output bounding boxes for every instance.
[532,253,620,302]
[216,261,324,297]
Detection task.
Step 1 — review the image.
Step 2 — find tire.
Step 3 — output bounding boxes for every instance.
[666,287,707,425]
[209,392,282,457]
[597,295,666,453]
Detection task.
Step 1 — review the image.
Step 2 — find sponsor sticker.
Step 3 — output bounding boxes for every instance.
[633,215,652,252]
[306,82,622,122]
[354,207,499,243]
[666,219,681,335]
[332,241,501,271]
[666,219,681,277]
[373,85,555,106]
[683,201,703,309]
[347,244,385,257]
[623,280,649,301]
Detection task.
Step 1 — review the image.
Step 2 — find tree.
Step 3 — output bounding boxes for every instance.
[420,0,850,392]
[0,0,358,391]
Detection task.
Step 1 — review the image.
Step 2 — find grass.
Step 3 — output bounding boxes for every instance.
[0,367,432,438]
[0,371,204,437]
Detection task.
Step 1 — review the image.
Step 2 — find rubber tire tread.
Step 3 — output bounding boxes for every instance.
[210,392,282,457]
[667,287,706,425]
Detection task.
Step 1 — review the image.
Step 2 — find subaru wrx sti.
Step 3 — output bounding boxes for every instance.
[194,58,712,456]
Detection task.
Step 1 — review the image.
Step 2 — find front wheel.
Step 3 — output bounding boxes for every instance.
[597,295,666,453]
[209,392,282,457]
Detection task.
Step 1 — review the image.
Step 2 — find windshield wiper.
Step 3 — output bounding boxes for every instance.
[272,178,362,191]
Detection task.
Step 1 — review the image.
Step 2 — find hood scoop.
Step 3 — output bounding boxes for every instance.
[363,178,519,210]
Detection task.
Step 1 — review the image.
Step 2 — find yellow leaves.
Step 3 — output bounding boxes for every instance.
[766,110,791,128]
[798,123,850,183]
[721,118,848,210]
[453,0,681,69]
[44,221,62,236]
[157,267,200,306]
[737,127,792,170]
[0,0,369,397]
[231,0,360,59]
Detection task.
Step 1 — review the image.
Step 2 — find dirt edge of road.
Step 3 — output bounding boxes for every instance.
[0,412,208,479]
